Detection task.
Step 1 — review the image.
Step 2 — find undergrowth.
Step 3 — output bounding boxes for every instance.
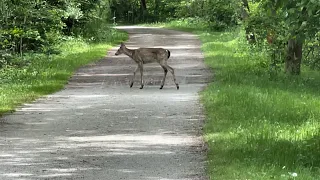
[151,20,320,179]
[0,28,128,116]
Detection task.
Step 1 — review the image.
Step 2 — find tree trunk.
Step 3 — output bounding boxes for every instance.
[240,0,255,43]
[242,0,250,12]
[154,0,160,22]
[201,0,205,17]
[285,39,303,75]
[140,0,147,22]
[140,0,146,10]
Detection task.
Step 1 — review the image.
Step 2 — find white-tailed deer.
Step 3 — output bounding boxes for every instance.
[115,42,179,90]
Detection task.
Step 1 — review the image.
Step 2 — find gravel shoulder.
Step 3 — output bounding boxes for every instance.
[0,26,210,180]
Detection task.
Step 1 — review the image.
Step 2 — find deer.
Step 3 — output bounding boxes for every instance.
[115,42,179,90]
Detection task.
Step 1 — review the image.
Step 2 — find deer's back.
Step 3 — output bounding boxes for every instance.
[134,48,168,64]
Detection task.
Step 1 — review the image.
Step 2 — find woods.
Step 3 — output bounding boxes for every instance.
[1,0,320,74]
[0,0,127,114]
[110,0,320,75]
[244,0,320,75]
[110,1,320,179]
[0,0,113,67]
[1,0,320,179]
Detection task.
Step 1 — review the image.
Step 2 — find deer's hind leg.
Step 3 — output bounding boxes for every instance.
[160,65,168,89]
[164,64,179,90]
[138,63,144,89]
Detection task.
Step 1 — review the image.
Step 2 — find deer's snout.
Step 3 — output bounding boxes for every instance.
[115,49,121,56]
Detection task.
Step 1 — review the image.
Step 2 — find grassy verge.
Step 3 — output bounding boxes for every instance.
[153,21,320,179]
[142,18,209,32]
[0,28,127,116]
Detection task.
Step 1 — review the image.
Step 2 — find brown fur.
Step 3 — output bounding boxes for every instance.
[115,42,179,90]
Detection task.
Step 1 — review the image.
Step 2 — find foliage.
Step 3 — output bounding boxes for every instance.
[304,32,320,70]
[201,29,320,180]
[111,0,240,30]
[0,29,127,115]
[151,17,210,31]
[0,0,115,67]
[159,20,320,179]
[205,0,239,31]
[244,0,320,72]
[146,1,320,178]
[0,0,127,114]
[0,0,64,55]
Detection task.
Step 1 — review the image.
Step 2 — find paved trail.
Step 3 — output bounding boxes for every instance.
[0,26,210,180]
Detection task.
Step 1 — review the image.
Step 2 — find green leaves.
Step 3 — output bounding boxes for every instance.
[0,0,115,67]
[63,2,83,20]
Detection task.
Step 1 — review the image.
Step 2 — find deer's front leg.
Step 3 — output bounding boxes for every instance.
[130,66,139,88]
[160,65,168,89]
[139,63,144,89]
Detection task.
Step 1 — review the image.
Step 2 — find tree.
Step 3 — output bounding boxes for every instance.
[245,0,320,75]
[0,0,116,66]
[154,0,160,22]
[141,0,147,10]
[140,0,147,21]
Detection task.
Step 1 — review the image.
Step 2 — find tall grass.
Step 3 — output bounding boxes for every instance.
[0,28,127,116]
[142,17,209,32]
[155,20,320,179]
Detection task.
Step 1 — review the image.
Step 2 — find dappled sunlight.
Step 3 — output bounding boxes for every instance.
[1,90,204,179]
[147,178,182,180]
[171,95,198,102]
[2,173,33,178]
[200,29,320,179]
[18,107,65,112]
[111,45,200,50]
[47,94,110,98]
[0,154,15,157]
[276,121,320,141]
[0,26,207,179]
[0,131,202,179]
[74,73,131,77]
[65,134,195,145]
[115,26,161,29]
[170,34,198,37]
[38,173,73,178]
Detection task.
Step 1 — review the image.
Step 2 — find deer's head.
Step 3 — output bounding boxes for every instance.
[115,43,126,56]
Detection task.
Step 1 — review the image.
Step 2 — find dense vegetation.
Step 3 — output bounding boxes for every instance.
[112,0,320,74]
[0,0,117,62]
[1,0,320,179]
[0,0,127,114]
[129,0,320,179]
[143,0,320,179]
[200,28,320,180]
[111,0,238,30]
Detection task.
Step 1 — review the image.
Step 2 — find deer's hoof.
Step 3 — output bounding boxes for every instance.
[139,85,144,89]
[176,85,179,90]
[160,85,164,89]
[130,83,133,88]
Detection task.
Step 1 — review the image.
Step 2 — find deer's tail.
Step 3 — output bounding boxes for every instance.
[166,49,171,59]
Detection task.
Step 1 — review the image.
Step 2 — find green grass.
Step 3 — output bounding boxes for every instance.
[150,21,320,179]
[141,18,210,32]
[0,28,128,116]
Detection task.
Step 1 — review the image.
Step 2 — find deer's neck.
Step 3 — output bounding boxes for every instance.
[123,47,135,58]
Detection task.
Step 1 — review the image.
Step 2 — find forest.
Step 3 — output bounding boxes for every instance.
[1,0,320,179]
[1,0,320,73]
